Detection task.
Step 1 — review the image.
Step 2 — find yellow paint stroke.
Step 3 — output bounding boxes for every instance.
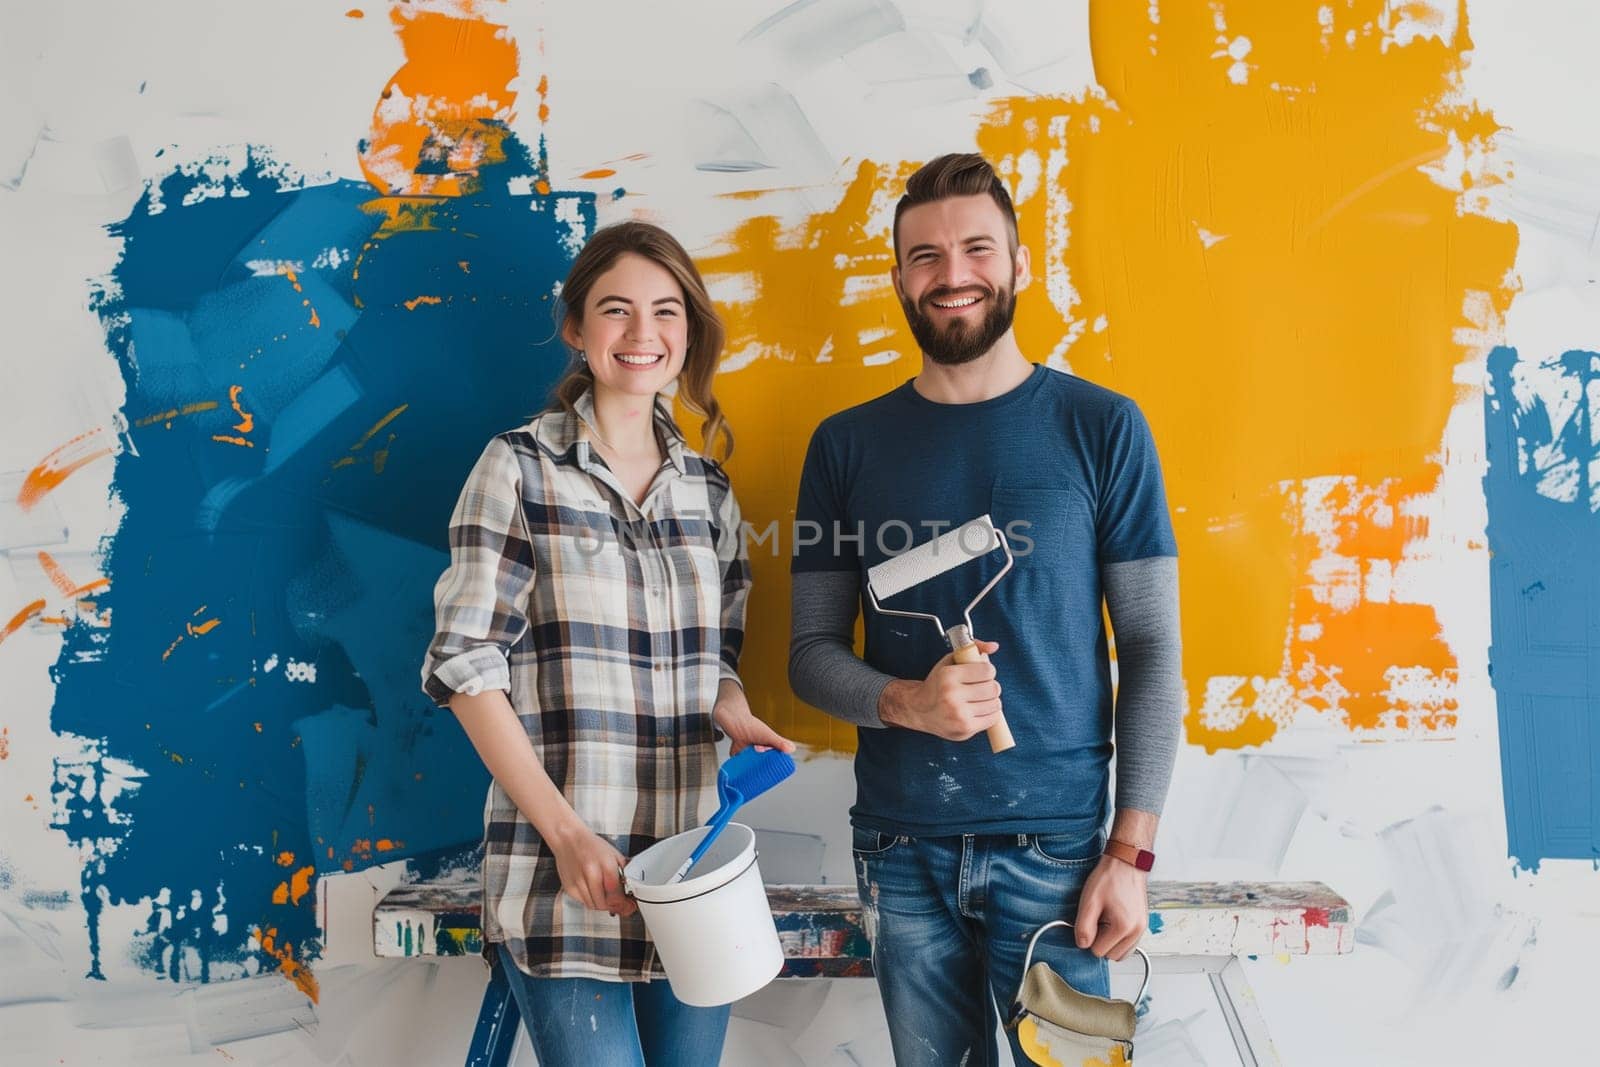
[373,436,395,474]
[715,183,816,202]
[135,400,219,429]
[18,429,115,511]
[357,4,520,198]
[330,404,408,475]
[402,295,442,310]
[256,925,319,1001]
[695,1,1516,752]
[354,404,407,449]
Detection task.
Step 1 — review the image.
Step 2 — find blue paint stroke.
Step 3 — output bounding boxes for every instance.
[53,134,594,981]
[1483,345,1600,871]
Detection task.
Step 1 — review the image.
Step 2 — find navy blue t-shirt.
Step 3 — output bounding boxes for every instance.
[792,364,1177,837]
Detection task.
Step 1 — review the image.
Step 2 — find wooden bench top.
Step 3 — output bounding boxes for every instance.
[375,880,1352,976]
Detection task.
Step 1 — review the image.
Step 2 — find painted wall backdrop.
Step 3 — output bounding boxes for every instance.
[1,1,1596,1063]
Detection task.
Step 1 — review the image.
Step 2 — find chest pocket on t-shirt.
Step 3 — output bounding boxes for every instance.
[990,486,1080,567]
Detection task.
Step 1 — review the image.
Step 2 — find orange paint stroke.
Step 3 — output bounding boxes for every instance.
[289,866,315,906]
[697,1,1517,753]
[37,551,77,595]
[281,268,322,328]
[211,435,254,448]
[277,851,296,867]
[0,727,9,761]
[346,8,363,17]
[187,618,222,637]
[228,385,255,434]
[402,295,442,310]
[256,926,319,1001]
[0,600,47,647]
[579,168,616,179]
[18,429,115,510]
[271,882,289,905]
[161,635,184,661]
[357,6,521,197]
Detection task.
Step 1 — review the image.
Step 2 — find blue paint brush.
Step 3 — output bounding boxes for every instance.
[670,747,797,883]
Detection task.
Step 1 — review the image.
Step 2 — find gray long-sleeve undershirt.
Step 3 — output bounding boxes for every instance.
[787,558,1182,815]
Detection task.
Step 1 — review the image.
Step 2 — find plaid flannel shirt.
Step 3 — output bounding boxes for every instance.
[421,389,751,980]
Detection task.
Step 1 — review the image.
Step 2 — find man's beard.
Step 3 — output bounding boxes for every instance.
[901,278,1017,366]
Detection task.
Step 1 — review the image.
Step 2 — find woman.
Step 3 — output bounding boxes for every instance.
[422,221,794,1065]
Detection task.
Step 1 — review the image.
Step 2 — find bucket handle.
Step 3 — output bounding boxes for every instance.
[1020,919,1151,1008]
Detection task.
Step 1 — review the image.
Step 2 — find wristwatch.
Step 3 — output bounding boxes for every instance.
[1104,838,1155,872]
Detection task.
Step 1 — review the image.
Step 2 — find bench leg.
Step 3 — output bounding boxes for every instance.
[1207,956,1281,1067]
[465,953,522,1067]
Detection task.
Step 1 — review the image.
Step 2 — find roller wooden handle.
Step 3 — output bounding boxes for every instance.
[951,634,1016,753]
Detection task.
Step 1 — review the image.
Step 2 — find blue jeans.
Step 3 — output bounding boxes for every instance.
[852,827,1110,1067]
[494,943,730,1066]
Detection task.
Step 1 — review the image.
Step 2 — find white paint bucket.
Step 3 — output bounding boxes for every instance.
[623,822,783,1006]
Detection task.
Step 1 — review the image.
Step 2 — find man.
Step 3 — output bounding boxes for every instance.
[788,153,1181,1066]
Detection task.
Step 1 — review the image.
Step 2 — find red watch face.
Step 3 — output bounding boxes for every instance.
[1134,849,1155,872]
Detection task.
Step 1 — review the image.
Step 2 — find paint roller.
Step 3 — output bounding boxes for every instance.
[865,515,1016,753]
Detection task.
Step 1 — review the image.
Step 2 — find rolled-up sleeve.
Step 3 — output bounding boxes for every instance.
[421,436,537,707]
[711,474,751,688]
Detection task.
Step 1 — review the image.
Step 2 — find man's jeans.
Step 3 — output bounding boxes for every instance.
[494,943,729,1066]
[852,827,1111,1066]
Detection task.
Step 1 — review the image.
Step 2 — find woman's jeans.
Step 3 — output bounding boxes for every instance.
[852,827,1111,1067]
[494,943,730,1066]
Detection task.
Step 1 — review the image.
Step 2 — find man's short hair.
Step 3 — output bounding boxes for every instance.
[892,153,1019,262]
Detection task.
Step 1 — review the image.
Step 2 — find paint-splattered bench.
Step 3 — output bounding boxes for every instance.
[375,879,1351,1066]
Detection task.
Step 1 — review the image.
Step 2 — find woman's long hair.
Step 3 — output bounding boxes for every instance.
[549,221,733,462]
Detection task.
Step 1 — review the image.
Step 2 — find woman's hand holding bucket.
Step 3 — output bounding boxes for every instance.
[548,820,637,916]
